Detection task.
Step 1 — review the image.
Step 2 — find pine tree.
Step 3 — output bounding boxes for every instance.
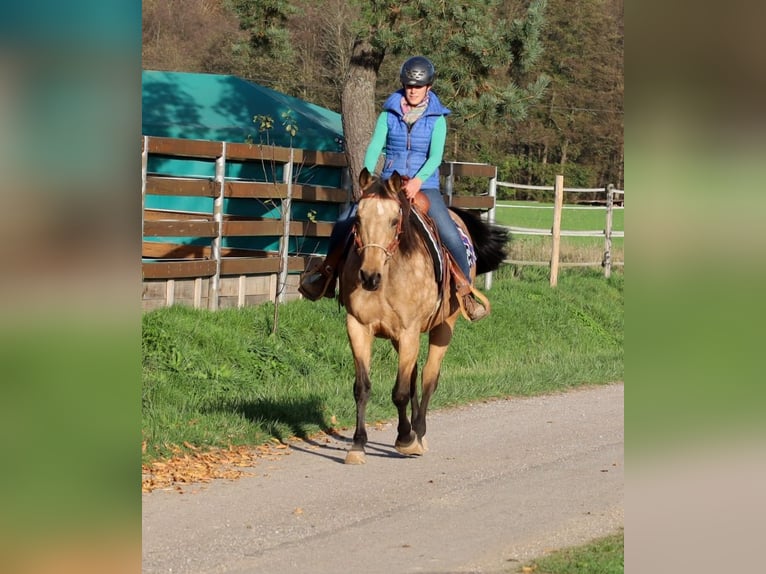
[507,0,624,187]
[229,0,299,92]
[340,0,550,195]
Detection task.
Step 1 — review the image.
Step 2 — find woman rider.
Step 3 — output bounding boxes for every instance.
[299,56,488,322]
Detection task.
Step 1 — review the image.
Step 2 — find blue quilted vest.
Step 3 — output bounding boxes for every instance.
[379,90,451,189]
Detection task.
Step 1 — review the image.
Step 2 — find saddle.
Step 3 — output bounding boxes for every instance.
[409,196,492,322]
[409,205,447,288]
[334,190,488,321]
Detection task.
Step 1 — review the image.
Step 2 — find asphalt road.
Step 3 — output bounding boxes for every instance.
[142,383,624,574]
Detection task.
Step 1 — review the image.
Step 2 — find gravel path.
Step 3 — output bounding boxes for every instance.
[142,383,624,574]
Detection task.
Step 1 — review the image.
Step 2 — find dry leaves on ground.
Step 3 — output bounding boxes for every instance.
[142,440,290,493]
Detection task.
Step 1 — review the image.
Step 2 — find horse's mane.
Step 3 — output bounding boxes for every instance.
[359,171,507,271]
[396,195,420,255]
[362,177,420,257]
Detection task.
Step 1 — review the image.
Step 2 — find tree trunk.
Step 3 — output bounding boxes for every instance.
[341,38,384,198]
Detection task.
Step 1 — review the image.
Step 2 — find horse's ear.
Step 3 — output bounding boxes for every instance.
[359,168,372,190]
[388,171,402,196]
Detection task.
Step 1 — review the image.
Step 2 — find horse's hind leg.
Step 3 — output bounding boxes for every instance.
[345,318,373,465]
[392,331,424,456]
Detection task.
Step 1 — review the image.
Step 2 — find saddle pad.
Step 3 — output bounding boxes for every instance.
[457,225,477,269]
[410,208,444,284]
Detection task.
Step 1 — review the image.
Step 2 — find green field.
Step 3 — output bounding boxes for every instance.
[494,200,624,231]
[142,265,623,462]
[493,200,624,266]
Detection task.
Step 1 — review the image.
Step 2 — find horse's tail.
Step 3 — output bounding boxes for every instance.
[451,207,508,275]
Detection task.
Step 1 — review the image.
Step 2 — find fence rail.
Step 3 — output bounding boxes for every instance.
[141,136,348,310]
[142,136,497,311]
[142,135,621,309]
[496,179,625,282]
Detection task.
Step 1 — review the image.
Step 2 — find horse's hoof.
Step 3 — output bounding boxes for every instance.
[395,438,425,456]
[344,450,366,465]
[419,437,429,452]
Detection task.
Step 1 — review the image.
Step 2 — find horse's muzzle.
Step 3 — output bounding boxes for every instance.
[359,269,381,291]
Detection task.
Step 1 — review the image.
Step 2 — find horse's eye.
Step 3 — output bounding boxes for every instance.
[391,218,399,228]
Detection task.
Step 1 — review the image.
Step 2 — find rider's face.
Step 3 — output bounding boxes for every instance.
[403,84,430,107]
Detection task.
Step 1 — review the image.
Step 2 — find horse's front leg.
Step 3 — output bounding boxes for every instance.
[345,317,374,465]
[393,329,425,456]
[412,321,455,452]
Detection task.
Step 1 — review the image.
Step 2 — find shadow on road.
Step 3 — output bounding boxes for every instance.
[206,394,414,465]
[289,432,413,465]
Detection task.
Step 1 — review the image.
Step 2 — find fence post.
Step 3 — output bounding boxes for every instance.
[603,184,614,278]
[485,165,498,290]
[277,149,294,304]
[141,136,148,243]
[550,174,564,287]
[444,162,454,206]
[208,142,226,310]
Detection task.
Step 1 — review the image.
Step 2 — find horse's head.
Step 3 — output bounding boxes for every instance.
[353,169,411,291]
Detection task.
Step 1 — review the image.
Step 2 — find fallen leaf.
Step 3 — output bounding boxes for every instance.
[141,443,291,493]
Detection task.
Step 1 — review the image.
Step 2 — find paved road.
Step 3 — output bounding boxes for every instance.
[142,383,623,574]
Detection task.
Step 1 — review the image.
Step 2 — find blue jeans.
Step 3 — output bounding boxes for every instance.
[327,190,471,280]
[420,187,471,280]
[328,203,357,253]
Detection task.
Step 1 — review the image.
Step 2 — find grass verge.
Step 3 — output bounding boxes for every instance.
[514,531,624,574]
[142,265,623,463]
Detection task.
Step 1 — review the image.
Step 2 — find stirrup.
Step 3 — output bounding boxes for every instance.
[299,263,334,301]
[457,285,491,322]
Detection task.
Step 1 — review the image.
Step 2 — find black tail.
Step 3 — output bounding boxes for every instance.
[451,207,508,275]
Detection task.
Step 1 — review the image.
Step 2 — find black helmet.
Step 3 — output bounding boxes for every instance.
[400,56,435,87]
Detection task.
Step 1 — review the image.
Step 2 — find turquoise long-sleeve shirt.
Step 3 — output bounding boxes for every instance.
[363,112,447,184]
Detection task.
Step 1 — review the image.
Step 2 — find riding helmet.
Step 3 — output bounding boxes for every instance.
[400,56,435,87]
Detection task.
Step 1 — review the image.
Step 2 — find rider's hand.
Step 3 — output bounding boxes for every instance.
[402,177,423,201]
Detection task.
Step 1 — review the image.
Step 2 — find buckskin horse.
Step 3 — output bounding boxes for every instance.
[339,169,507,464]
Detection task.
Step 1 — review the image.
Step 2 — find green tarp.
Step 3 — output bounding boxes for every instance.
[142,71,345,254]
[142,70,344,153]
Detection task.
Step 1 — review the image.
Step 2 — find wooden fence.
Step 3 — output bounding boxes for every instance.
[142,136,496,311]
[495,176,625,285]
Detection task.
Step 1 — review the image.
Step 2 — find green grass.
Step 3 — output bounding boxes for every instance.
[515,531,624,574]
[142,265,623,462]
[494,200,624,232]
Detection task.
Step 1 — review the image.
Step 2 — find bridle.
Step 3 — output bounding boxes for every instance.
[353,195,403,261]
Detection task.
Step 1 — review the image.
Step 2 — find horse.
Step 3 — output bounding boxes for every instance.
[338,168,507,464]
